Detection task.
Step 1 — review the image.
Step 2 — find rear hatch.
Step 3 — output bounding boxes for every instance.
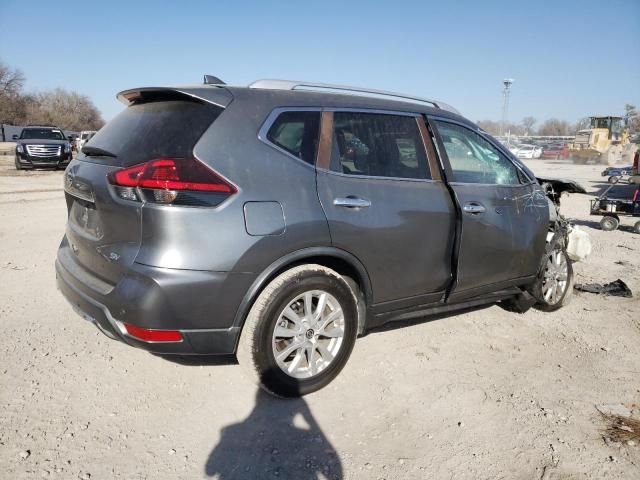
[61,87,231,285]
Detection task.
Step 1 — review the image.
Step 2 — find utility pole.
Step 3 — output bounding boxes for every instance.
[500,79,514,142]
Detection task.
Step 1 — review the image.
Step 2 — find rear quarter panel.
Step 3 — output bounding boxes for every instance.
[133,92,332,274]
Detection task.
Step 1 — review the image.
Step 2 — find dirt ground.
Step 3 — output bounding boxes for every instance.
[0,154,638,480]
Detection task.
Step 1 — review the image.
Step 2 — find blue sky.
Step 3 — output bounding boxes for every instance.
[1,0,638,124]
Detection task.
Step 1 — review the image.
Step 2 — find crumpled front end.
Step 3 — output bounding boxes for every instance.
[538,177,592,263]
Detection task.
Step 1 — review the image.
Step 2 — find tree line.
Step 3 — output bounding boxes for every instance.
[0,60,104,132]
[477,105,640,137]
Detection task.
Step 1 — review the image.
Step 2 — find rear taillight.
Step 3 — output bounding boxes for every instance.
[108,158,236,206]
[633,151,639,172]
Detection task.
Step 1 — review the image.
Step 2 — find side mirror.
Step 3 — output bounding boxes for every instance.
[12,134,18,140]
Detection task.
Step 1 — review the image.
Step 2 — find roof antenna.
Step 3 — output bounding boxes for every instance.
[203,75,225,85]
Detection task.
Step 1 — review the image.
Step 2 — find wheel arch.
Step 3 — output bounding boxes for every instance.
[232,247,372,340]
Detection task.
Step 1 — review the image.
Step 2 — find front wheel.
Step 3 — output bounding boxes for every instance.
[530,237,574,312]
[14,156,22,170]
[237,264,358,397]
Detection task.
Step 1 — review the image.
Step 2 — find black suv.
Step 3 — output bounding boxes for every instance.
[14,126,73,170]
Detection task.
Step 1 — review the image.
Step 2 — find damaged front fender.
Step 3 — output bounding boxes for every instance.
[537,177,587,206]
[537,177,591,262]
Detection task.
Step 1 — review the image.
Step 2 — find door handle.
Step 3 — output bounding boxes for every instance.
[463,202,486,214]
[333,196,371,209]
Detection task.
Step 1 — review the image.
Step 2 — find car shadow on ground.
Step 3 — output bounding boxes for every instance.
[204,385,343,479]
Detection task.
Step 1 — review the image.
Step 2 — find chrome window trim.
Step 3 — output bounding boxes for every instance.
[316,168,440,184]
[428,115,536,186]
[447,181,538,188]
[257,107,322,169]
[324,107,420,117]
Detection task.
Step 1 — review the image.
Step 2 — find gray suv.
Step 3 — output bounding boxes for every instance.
[56,77,583,397]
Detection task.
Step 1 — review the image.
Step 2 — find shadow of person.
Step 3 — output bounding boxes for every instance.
[205,385,342,479]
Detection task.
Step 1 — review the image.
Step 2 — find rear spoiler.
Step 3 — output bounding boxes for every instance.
[117,86,233,108]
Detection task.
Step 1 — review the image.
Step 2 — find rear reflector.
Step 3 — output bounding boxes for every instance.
[123,323,183,343]
[108,157,236,205]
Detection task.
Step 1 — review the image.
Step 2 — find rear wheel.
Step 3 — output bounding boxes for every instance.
[633,221,640,234]
[237,264,358,397]
[600,215,619,231]
[531,236,574,312]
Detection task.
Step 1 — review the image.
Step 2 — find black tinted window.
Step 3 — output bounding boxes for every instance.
[86,99,221,166]
[330,112,429,179]
[20,128,65,140]
[266,111,320,165]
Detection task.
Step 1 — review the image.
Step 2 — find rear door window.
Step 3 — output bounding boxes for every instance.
[266,111,321,165]
[330,112,429,179]
[86,99,222,166]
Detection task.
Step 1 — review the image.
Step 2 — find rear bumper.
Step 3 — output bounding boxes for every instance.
[55,244,254,354]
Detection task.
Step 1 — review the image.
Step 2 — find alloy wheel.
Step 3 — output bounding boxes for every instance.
[272,290,345,379]
[542,250,569,305]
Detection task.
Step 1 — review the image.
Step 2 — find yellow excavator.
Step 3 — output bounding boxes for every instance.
[569,115,635,165]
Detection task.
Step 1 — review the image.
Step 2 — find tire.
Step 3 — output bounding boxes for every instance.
[607,176,619,184]
[15,156,22,170]
[530,236,574,312]
[600,215,619,231]
[633,221,640,234]
[237,264,358,397]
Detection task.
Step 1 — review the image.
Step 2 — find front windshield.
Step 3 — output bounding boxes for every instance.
[590,117,611,129]
[20,128,65,140]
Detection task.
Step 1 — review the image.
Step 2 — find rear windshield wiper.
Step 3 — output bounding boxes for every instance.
[82,146,117,157]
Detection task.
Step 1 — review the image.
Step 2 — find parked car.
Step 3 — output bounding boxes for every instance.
[533,145,543,158]
[508,144,520,154]
[541,143,569,159]
[13,125,73,170]
[515,144,540,159]
[56,78,588,397]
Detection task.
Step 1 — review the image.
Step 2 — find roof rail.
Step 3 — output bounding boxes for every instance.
[248,79,459,114]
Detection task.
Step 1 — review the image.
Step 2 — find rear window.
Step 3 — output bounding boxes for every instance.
[266,111,320,165]
[86,99,222,166]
